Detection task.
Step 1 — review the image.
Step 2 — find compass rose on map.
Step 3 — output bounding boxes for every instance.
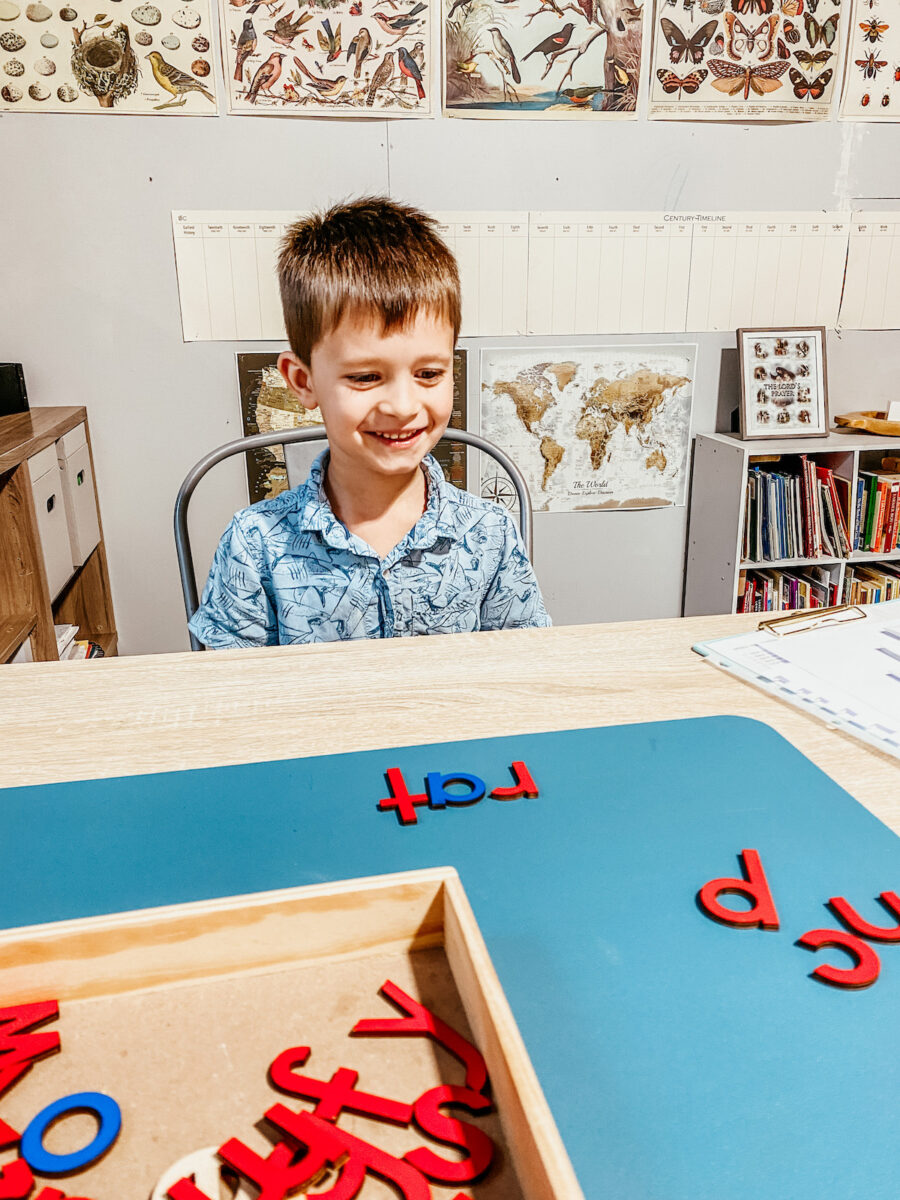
[481,474,518,510]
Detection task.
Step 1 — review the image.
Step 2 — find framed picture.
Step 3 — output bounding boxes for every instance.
[737,327,829,440]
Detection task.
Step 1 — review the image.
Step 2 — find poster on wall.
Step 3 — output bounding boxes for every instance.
[218,0,436,115]
[0,0,218,112]
[237,350,467,504]
[476,344,696,512]
[647,0,847,121]
[839,0,899,120]
[443,0,646,118]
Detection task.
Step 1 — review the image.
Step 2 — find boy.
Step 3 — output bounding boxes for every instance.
[189,197,550,648]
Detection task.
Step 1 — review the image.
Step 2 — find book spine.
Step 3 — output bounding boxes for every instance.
[854,478,865,551]
[864,475,879,550]
[823,469,851,556]
[875,481,889,553]
[887,482,900,553]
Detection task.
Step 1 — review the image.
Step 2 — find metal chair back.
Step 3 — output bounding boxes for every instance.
[175,427,533,651]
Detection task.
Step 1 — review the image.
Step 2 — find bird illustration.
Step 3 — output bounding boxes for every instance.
[349,1,361,12]
[455,55,479,72]
[372,2,425,38]
[282,80,299,99]
[146,51,215,107]
[446,0,470,17]
[247,50,284,100]
[523,21,573,62]
[264,9,311,45]
[233,18,256,81]
[301,35,313,48]
[346,26,371,76]
[292,55,348,97]
[366,49,394,103]
[488,26,520,82]
[318,17,341,60]
[560,83,603,104]
[410,38,424,69]
[397,43,424,96]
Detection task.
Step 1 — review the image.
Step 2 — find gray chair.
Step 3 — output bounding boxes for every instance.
[175,427,533,652]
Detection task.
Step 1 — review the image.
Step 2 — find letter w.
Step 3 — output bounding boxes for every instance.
[0,1001,60,1099]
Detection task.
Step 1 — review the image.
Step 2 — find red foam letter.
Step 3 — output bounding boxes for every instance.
[830,891,900,942]
[797,929,880,988]
[0,1001,61,1099]
[377,769,429,826]
[167,1181,216,1200]
[404,1085,494,1184]
[269,1047,412,1125]
[490,762,538,800]
[0,1159,33,1200]
[218,1124,345,1200]
[698,849,779,930]
[352,980,488,1094]
[266,1108,429,1200]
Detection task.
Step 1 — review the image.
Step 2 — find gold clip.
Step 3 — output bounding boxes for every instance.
[759,604,867,637]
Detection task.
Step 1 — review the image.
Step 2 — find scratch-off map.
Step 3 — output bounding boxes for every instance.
[478,344,696,512]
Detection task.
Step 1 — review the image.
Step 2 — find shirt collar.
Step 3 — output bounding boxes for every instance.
[296,450,462,556]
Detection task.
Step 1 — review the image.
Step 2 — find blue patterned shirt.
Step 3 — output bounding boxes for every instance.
[189,452,551,648]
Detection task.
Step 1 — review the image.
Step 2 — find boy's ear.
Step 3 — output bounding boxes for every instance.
[278,351,318,411]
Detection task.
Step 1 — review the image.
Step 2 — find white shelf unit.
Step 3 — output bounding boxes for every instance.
[684,431,900,616]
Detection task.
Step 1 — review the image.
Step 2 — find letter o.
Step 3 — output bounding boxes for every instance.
[21,1092,121,1175]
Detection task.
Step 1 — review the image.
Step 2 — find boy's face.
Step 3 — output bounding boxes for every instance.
[279,310,455,482]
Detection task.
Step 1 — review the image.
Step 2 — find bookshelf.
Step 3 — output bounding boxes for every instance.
[684,431,900,616]
[0,407,117,663]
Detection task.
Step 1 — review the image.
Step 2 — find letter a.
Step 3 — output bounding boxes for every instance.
[697,849,779,930]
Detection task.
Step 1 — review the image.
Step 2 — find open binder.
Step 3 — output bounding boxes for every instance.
[693,600,900,760]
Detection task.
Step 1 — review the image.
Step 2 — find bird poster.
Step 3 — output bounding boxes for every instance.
[443,0,646,117]
[218,0,435,114]
[838,0,899,120]
[0,0,218,112]
[648,0,848,120]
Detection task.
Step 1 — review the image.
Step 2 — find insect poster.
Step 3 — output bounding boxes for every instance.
[839,0,899,119]
[0,0,217,112]
[648,0,848,120]
[442,0,647,118]
[218,0,436,114]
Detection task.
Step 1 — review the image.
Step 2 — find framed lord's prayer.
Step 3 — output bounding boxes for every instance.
[737,327,829,440]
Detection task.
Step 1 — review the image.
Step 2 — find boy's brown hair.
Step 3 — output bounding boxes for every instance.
[278,196,461,364]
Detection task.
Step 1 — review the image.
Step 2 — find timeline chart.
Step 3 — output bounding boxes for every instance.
[172,212,303,342]
[684,213,851,332]
[526,213,695,335]
[432,213,530,337]
[838,213,900,331]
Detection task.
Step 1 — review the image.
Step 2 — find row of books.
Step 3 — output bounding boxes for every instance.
[854,471,900,553]
[843,562,900,605]
[737,566,839,613]
[53,623,104,661]
[743,458,851,563]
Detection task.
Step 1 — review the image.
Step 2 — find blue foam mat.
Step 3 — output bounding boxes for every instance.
[3,715,899,1198]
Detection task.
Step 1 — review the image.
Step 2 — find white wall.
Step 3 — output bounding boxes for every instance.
[2,110,898,652]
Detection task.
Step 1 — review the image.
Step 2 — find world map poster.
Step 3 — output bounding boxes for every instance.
[478,345,696,512]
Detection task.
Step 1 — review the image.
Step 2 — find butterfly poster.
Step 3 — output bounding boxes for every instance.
[218,0,437,115]
[839,0,899,120]
[648,0,848,119]
[442,0,648,118]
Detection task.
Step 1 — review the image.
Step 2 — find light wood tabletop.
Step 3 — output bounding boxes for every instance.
[1,614,896,822]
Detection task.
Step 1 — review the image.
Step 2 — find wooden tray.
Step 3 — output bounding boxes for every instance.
[0,867,581,1200]
[833,411,900,437]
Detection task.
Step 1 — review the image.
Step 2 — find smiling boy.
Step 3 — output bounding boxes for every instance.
[188,197,550,648]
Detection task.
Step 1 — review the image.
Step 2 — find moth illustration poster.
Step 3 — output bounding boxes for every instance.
[478,345,696,512]
[0,0,218,112]
[219,0,435,114]
[648,0,848,120]
[443,0,645,117]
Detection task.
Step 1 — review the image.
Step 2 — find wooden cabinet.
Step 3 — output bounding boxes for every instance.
[0,407,117,663]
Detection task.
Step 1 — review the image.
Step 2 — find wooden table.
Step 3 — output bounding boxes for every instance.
[2,614,895,821]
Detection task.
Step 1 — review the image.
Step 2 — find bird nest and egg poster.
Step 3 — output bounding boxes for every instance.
[218,0,435,113]
[443,0,646,116]
[0,0,218,111]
